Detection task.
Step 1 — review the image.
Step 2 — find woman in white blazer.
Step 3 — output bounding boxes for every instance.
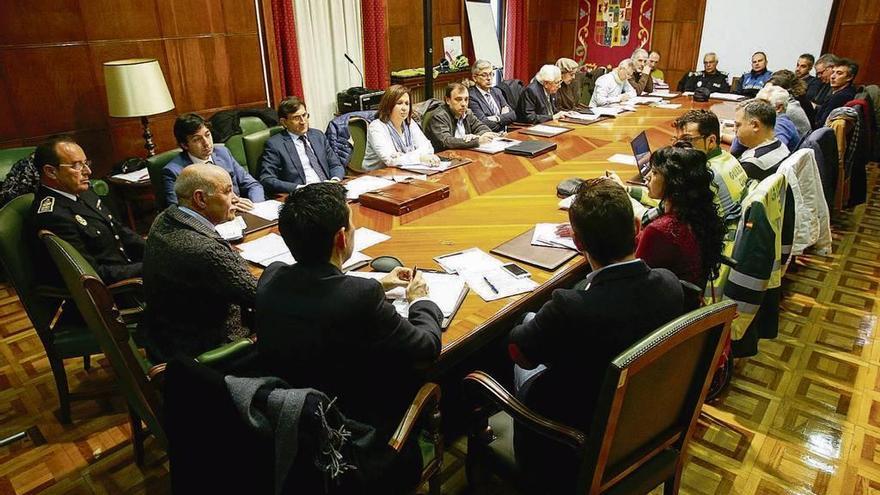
[363,84,438,170]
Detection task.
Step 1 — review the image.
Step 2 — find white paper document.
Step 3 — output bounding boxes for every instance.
[709,92,747,102]
[111,168,150,183]
[399,161,454,173]
[353,227,391,252]
[630,96,664,105]
[237,233,371,270]
[648,91,679,98]
[348,271,467,325]
[565,112,601,122]
[463,266,538,302]
[215,216,247,241]
[344,176,395,200]
[589,106,625,117]
[434,247,503,274]
[531,223,577,250]
[474,137,521,154]
[248,199,283,221]
[607,153,637,166]
[558,195,574,210]
[655,103,682,109]
[527,124,569,136]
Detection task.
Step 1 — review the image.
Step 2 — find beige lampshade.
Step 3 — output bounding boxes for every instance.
[103,58,175,118]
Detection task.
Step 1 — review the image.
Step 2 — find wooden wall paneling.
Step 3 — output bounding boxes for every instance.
[0,45,105,138]
[826,0,880,84]
[0,72,21,143]
[79,0,163,41]
[524,0,578,77]
[108,117,178,167]
[226,34,270,105]
[222,0,259,34]
[154,0,225,37]
[87,41,172,123]
[386,0,422,71]
[0,0,84,45]
[259,0,284,106]
[652,0,707,92]
[165,37,237,113]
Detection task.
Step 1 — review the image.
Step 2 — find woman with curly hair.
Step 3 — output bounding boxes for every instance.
[635,145,726,305]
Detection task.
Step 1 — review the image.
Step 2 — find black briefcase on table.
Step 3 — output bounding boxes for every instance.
[504,140,557,157]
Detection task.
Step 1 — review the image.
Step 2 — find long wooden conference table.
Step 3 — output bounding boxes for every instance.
[241,97,737,378]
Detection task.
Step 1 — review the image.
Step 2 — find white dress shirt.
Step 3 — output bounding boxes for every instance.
[363,119,435,171]
[589,71,637,107]
[287,131,323,184]
[187,152,214,165]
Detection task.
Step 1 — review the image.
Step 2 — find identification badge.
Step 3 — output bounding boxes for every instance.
[75,214,88,226]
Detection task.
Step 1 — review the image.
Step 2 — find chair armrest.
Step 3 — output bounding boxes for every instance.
[107,277,143,292]
[388,382,441,452]
[463,371,585,451]
[195,337,256,366]
[148,363,167,390]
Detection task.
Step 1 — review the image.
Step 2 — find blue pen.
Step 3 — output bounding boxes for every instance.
[483,275,499,294]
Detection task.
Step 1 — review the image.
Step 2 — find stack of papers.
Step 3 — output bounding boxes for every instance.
[565,111,601,122]
[630,96,664,105]
[215,216,247,241]
[525,124,570,136]
[654,103,682,109]
[531,223,577,250]
[344,176,395,200]
[111,168,150,183]
[399,161,453,173]
[237,227,389,270]
[248,199,284,221]
[348,271,467,326]
[607,153,637,166]
[709,92,746,101]
[648,91,679,98]
[474,137,521,154]
[590,106,626,117]
[434,247,537,302]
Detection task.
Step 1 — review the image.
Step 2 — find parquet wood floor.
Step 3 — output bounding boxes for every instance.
[1,164,878,494]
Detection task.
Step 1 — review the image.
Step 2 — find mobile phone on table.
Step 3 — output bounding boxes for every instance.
[501,263,530,279]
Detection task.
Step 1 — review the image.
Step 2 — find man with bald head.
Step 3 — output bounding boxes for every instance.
[30,135,144,285]
[143,164,257,359]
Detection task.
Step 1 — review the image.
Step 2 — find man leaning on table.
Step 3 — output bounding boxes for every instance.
[162,113,264,208]
[256,182,441,491]
[258,96,344,194]
[468,59,517,132]
[589,59,637,107]
[425,82,502,151]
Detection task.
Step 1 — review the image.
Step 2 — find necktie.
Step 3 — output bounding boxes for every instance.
[300,135,327,181]
[485,91,500,116]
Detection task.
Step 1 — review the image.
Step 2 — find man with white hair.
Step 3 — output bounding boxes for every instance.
[759,84,811,139]
[517,64,568,123]
[628,48,654,94]
[677,52,730,93]
[589,59,637,107]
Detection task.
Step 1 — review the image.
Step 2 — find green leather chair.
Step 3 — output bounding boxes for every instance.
[464,300,736,494]
[242,126,284,177]
[146,148,181,210]
[0,194,106,424]
[39,229,255,464]
[348,117,369,174]
[224,116,269,168]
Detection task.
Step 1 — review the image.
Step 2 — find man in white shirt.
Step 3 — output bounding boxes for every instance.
[589,59,637,107]
[258,97,345,194]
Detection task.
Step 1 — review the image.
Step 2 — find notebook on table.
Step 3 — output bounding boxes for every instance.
[518,124,572,137]
[490,227,579,271]
[504,140,557,158]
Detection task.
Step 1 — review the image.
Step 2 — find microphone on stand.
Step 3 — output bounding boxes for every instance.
[344,53,366,90]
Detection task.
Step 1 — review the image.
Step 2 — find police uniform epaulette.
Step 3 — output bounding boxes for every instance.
[719,71,728,76]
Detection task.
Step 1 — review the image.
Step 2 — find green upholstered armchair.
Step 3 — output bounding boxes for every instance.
[463,300,736,494]
[347,117,369,174]
[146,148,181,210]
[242,126,284,177]
[224,116,269,168]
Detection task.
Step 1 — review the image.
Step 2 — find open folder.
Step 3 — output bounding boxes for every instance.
[348,271,468,329]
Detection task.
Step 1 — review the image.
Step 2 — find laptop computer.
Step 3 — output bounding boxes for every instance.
[630,131,652,183]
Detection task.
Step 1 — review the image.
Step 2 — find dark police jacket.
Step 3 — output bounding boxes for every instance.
[30,185,144,285]
[677,70,730,93]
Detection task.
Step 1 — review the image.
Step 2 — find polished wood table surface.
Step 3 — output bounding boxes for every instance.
[241,97,738,376]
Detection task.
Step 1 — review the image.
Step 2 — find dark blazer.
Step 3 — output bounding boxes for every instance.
[814,84,856,128]
[468,85,517,131]
[516,79,557,124]
[30,185,144,284]
[258,128,345,194]
[256,261,443,439]
[162,146,265,206]
[799,127,838,208]
[424,105,492,151]
[508,260,685,489]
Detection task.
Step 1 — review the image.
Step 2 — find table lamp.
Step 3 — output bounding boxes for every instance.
[103,58,175,157]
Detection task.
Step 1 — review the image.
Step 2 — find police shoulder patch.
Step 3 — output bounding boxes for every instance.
[37,196,55,214]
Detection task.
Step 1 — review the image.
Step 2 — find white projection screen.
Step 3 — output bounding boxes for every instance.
[466,1,504,69]
[696,0,834,80]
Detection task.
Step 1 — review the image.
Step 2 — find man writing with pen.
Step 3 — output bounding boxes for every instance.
[255,182,441,491]
[425,82,505,151]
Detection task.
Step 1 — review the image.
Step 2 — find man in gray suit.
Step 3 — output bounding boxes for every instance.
[425,82,501,151]
[258,96,345,194]
[467,59,517,132]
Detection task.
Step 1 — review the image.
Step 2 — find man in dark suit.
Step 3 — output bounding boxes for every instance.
[508,179,685,492]
[814,58,858,128]
[425,82,500,151]
[468,59,517,132]
[256,182,442,490]
[29,136,144,285]
[258,96,345,194]
[517,64,568,124]
[162,113,264,208]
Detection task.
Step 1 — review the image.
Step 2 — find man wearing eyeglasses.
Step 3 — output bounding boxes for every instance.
[517,64,570,123]
[810,53,841,108]
[30,136,144,284]
[676,52,730,93]
[468,59,517,132]
[258,96,344,194]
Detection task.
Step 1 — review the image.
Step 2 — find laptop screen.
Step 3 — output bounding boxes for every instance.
[630,131,652,179]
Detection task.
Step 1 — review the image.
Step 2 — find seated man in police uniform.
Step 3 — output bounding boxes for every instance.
[677,52,730,93]
[258,96,344,194]
[29,136,144,285]
[425,82,501,151]
[162,113,264,208]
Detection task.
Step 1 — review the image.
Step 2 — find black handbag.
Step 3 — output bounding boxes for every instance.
[693,87,712,102]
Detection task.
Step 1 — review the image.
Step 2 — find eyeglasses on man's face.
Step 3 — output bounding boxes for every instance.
[58,160,92,172]
[287,113,310,122]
